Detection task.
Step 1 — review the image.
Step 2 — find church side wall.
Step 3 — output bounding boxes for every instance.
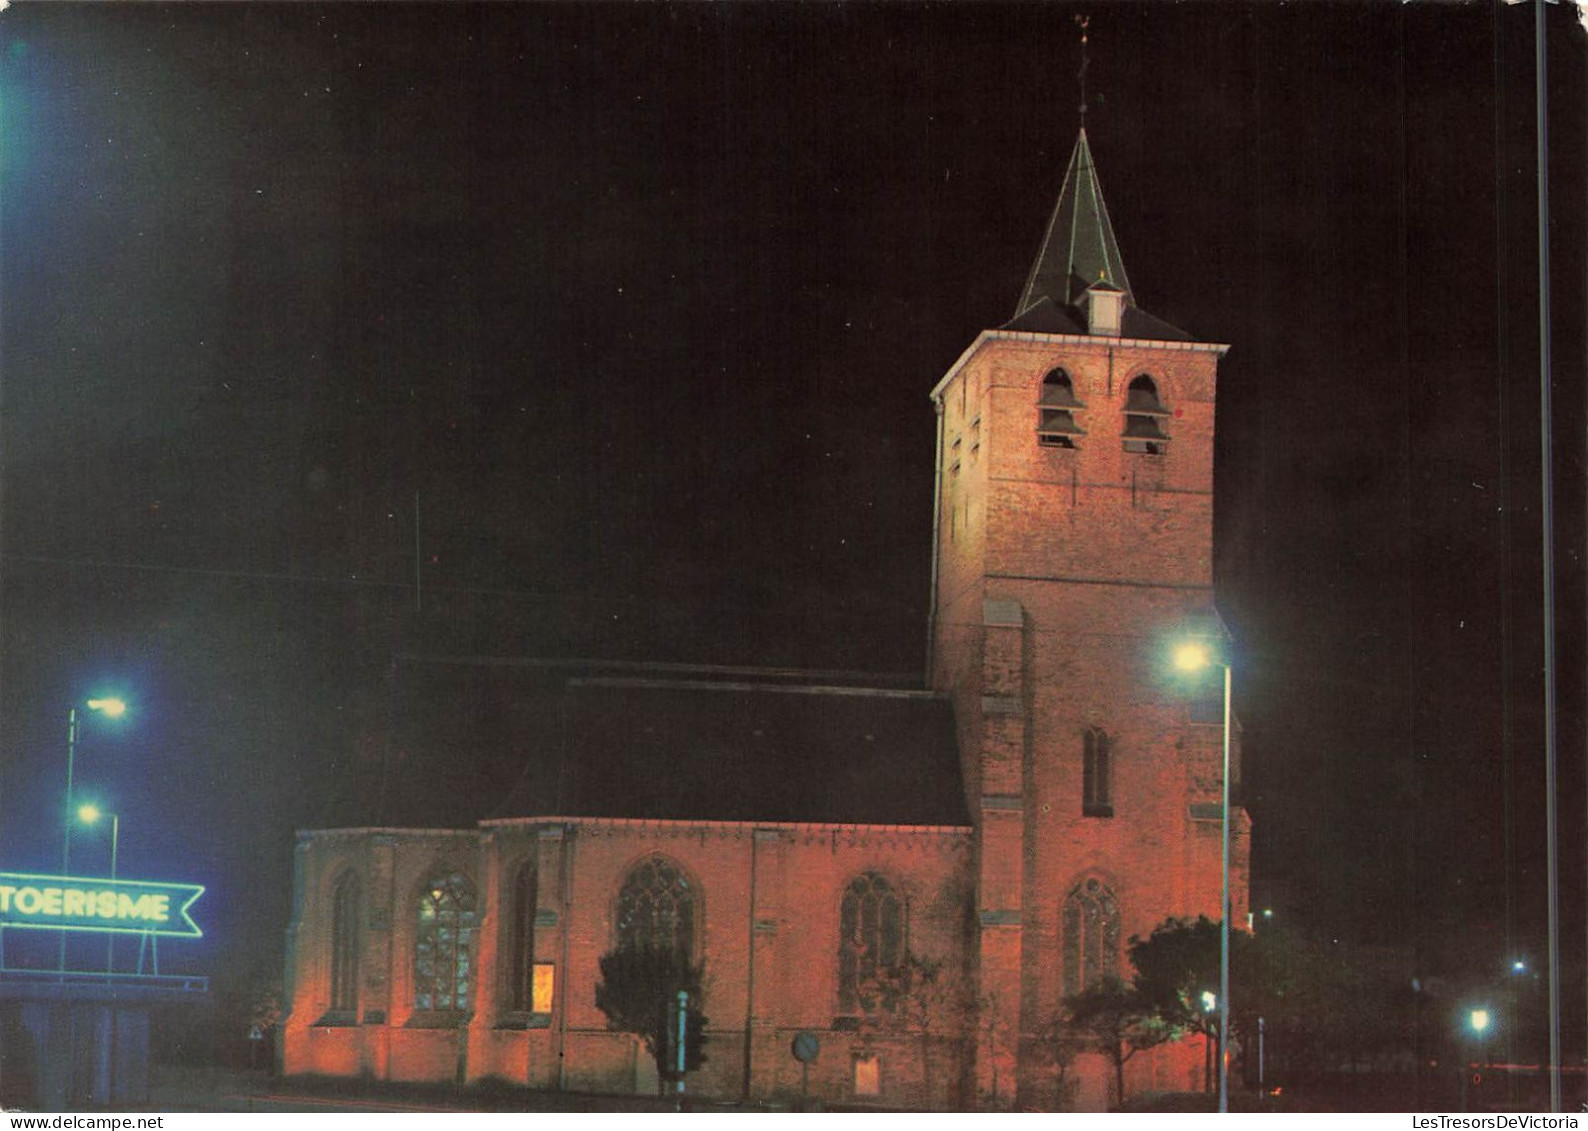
[282,820,975,1108]
[281,828,483,1083]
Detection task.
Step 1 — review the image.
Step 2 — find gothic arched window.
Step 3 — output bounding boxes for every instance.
[1122,374,1170,453]
[1037,367,1086,448]
[329,872,360,1015]
[1062,878,1121,996]
[504,861,537,1011]
[415,871,477,1012]
[1083,727,1113,818]
[615,855,695,956]
[838,873,906,1014]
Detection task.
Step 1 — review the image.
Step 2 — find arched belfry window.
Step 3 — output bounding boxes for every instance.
[1037,367,1086,448]
[329,872,360,1015]
[838,873,906,1014]
[1122,374,1170,454]
[1062,878,1121,996]
[615,854,695,956]
[1083,728,1113,818]
[505,861,537,1011]
[415,871,478,1012]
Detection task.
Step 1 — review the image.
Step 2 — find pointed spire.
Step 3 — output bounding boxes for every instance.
[1013,128,1133,319]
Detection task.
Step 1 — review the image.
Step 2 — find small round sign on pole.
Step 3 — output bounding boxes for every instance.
[791,1031,819,1110]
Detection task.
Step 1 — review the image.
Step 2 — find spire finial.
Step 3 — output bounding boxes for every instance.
[1075,14,1090,124]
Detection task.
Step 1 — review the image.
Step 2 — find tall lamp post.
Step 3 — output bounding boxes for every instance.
[1174,639,1231,1114]
[77,804,118,974]
[60,697,126,974]
[64,698,127,873]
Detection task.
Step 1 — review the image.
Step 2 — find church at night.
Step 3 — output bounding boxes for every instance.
[279,127,1250,1111]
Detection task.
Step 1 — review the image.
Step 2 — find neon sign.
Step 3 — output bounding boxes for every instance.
[0,872,203,938]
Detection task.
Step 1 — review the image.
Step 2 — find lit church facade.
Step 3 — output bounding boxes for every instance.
[280,129,1250,1111]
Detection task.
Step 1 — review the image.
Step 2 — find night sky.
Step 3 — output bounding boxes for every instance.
[1,2,1583,1049]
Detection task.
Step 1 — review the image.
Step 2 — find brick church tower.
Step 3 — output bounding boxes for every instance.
[928,127,1248,1107]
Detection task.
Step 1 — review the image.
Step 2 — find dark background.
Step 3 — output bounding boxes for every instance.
[0,2,1582,1061]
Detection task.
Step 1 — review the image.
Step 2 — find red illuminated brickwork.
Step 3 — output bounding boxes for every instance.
[282,819,976,1107]
[280,128,1249,1110]
[929,331,1248,1108]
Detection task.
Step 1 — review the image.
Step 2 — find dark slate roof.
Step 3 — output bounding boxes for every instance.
[1009,130,1194,345]
[1001,295,1192,342]
[492,678,971,828]
[1016,128,1132,314]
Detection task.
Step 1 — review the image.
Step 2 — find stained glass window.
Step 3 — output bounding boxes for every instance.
[838,873,904,1013]
[615,855,694,956]
[1062,878,1121,995]
[415,871,477,1012]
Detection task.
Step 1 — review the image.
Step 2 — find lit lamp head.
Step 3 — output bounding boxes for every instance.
[86,698,127,718]
[1174,641,1213,672]
[77,803,103,825]
[1201,990,1217,1013]
[1469,1008,1491,1034]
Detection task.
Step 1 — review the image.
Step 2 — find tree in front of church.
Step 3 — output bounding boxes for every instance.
[595,945,708,1093]
[1062,976,1172,1107]
[1129,917,1257,1091]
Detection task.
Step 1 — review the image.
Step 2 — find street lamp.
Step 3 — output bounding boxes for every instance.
[77,803,118,975]
[1174,637,1232,1114]
[1463,1007,1493,1112]
[1201,991,1219,1095]
[64,697,128,872]
[61,697,126,974]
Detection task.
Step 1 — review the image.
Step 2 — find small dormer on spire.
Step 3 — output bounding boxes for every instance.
[1014,129,1133,320]
[1082,276,1125,337]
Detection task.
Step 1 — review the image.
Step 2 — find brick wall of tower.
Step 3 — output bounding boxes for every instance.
[930,330,1247,1110]
[981,338,1217,585]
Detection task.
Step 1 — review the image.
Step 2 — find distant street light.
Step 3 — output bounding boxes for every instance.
[1463,1007,1493,1112]
[1174,635,1232,1114]
[77,803,119,974]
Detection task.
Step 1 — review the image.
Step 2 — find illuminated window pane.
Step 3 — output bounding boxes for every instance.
[414,872,477,1012]
[532,962,556,1014]
[838,873,905,1014]
[1062,878,1120,996]
[854,1055,882,1097]
[616,855,694,956]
